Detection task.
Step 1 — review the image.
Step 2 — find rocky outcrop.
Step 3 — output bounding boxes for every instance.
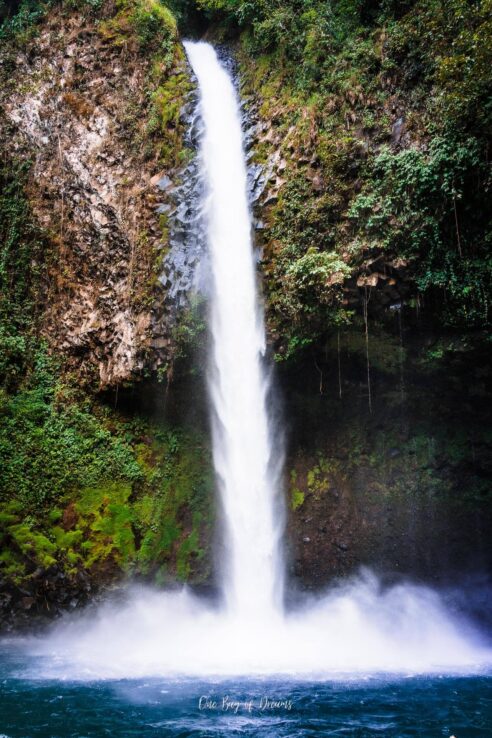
[0,564,96,633]
[1,6,193,387]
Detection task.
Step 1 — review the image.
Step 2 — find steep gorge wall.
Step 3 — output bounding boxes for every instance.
[0,0,491,629]
[227,0,492,586]
[1,1,194,387]
[0,1,214,631]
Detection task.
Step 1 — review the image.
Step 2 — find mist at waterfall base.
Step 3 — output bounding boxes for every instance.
[1,41,492,737]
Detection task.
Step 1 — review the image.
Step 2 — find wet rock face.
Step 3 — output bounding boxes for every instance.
[0,565,95,633]
[159,90,207,311]
[158,46,275,320]
[1,10,192,387]
[243,106,286,220]
[281,333,492,589]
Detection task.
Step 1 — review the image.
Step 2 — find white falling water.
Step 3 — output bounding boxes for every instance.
[9,42,491,680]
[184,41,283,619]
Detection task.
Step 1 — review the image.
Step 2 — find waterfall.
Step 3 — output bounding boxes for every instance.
[16,42,491,681]
[184,42,284,618]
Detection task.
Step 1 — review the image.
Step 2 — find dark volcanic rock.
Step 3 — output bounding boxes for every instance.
[0,566,96,633]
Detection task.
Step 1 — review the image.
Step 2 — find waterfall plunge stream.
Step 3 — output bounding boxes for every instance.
[17,42,491,680]
[185,42,284,620]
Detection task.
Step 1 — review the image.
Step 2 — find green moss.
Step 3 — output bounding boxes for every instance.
[132,493,154,527]
[9,523,57,568]
[0,548,25,579]
[307,465,329,499]
[52,527,83,549]
[289,470,305,510]
[73,483,135,567]
[96,0,191,176]
[133,0,177,44]
[98,0,177,54]
[291,488,305,511]
[48,508,62,523]
[147,58,193,167]
[0,408,214,588]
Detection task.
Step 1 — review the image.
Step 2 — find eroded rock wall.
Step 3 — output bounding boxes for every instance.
[1,4,193,387]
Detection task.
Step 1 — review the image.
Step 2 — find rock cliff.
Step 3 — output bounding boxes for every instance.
[1,1,193,387]
[0,0,491,629]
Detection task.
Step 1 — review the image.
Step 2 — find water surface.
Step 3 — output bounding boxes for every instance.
[1,645,491,737]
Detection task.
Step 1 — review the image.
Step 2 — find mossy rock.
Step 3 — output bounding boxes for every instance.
[98,0,177,54]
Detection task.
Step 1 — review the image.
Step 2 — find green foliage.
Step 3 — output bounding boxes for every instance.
[0,351,143,509]
[133,0,177,48]
[146,60,193,166]
[349,136,491,326]
[290,471,305,510]
[234,0,492,358]
[0,156,47,389]
[0,0,114,42]
[0,0,50,42]
[385,0,492,132]
[287,248,351,303]
[132,427,213,578]
[196,0,375,82]
[261,175,353,358]
[99,0,177,56]
[0,395,214,584]
[15,0,472,104]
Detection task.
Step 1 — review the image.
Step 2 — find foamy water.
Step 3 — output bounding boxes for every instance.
[21,572,490,679]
